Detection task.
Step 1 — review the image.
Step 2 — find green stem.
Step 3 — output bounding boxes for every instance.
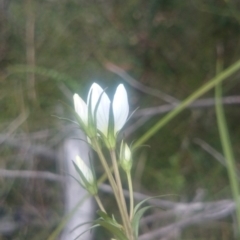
[110,150,133,240]
[127,172,134,220]
[92,139,130,236]
[92,139,117,192]
[94,195,106,213]
[133,58,240,148]
[215,60,240,233]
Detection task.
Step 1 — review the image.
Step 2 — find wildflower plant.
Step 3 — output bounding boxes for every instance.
[71,82,147,240]
[52,58,240,240]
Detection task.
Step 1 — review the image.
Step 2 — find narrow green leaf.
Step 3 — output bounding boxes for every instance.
[133,195,163,215]
[96,220,127,240]
[133,58,240,147]
[70,221,96,233]
[97,211,122,228]
[97,210,112,221]
[132,206,153,238]
[73,224,100,240]
[215,83,240,232]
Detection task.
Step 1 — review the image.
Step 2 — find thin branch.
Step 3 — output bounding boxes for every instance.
[134,95,240,118]
[0,134,56,160]
[100,183,236,239]
[100,182,234,210]
[194,138,240,179]
[0,168,233,240]
[0,169,65,182]
[194,138,226,167]
[138,201,235,240]
[105,62,179,104]
[125,95,240,137]
[25,0,36,102]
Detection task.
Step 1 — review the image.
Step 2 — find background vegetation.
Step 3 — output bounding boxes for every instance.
[1,0,240,239]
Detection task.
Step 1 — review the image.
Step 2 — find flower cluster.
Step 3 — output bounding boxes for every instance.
[73,82,131,196]
[73,83,129,148]
[70,82,137,239]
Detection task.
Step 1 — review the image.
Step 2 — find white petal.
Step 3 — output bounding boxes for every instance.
[87,83,102,114]
[120,141,131,161]
[112,84,129,134]
[124,144,131,161]
[75,155,94,184]
[73,94,88,125]
[88,83,110,136]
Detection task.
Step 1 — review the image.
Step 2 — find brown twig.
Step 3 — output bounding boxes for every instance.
[105,62,179,104]
[125,95,240,137]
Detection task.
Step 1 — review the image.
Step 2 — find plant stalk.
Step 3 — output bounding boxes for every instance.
[127,172,134,220]
[92,139,130,237]
[215,55,240,234]
[94,195,106,213]
[110,150,134,240]
[133,58,240,148]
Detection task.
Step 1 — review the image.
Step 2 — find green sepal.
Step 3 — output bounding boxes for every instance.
[107,102,116,148]
[87,90,97,137]
[60,100,88,134]
[97,211,122,229]
[92,88,108,126]
[95,212,127,240]
[72,160,89,187]
[88,152,97,184]
[72,160,98,195]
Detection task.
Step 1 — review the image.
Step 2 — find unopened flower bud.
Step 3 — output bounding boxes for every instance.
[120,141,132,173]
[73,155,98,195]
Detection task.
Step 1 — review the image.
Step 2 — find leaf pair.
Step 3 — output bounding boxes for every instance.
[95,211,128,240]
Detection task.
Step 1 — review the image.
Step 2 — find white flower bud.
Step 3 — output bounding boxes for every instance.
[74,155,98,195]
[120,141,132,173]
